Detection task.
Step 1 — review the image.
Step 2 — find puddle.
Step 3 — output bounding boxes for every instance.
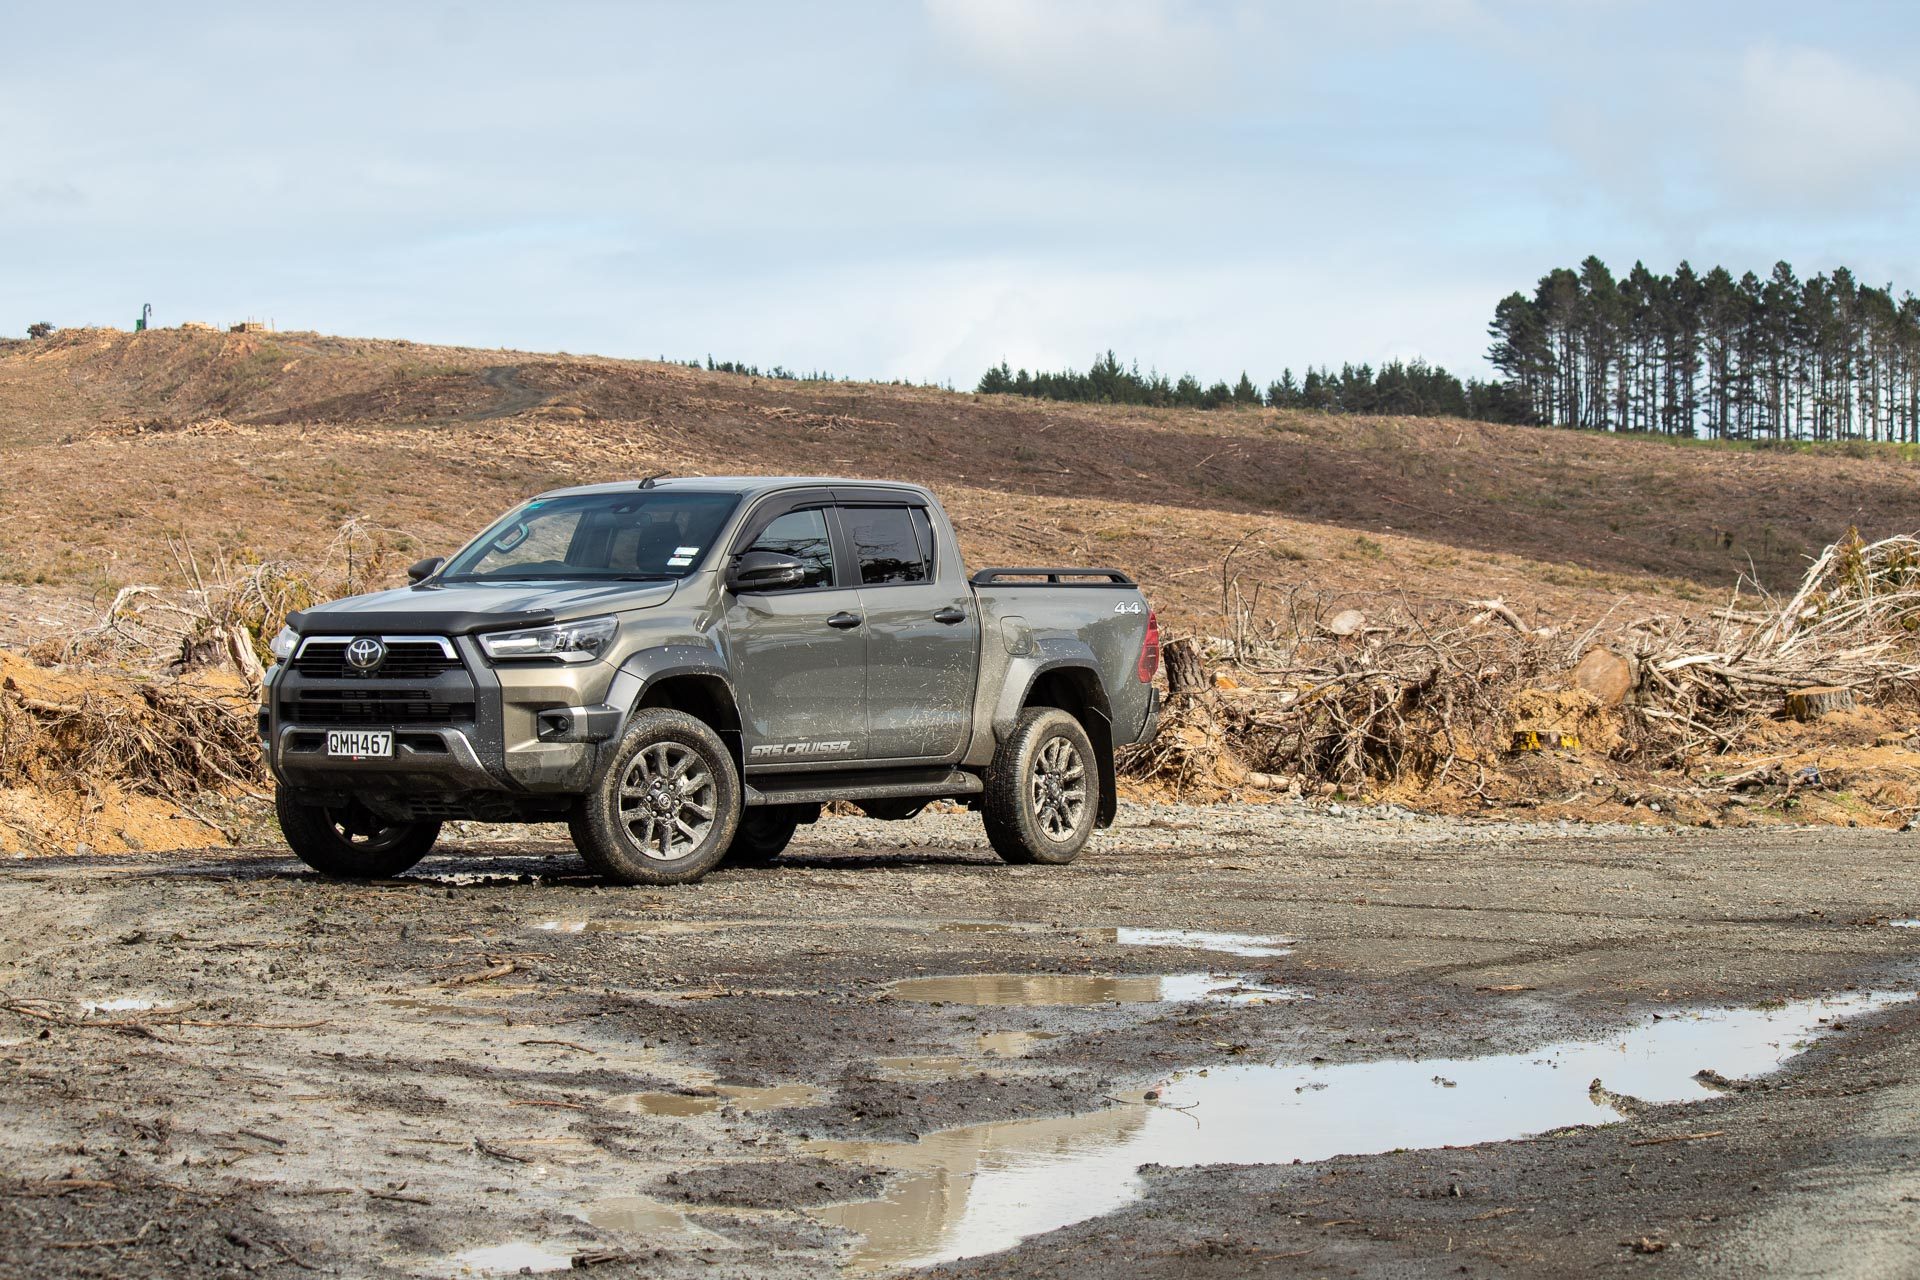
[79,997,156,1014]
[536,918,744,935]
[578,1196,732,1246]
[1891,919,1919,929]
[610,1083,825,1117]
[884,972,1299,1007]
[404,872,525,887]
[1105,927,1293,958]
[934,921,1045,935]
[977,1030,1058,1057]
[438,1242,573,1275]
[810,990,1911,1271]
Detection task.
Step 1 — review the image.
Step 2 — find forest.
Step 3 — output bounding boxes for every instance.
[1489,258,1920,442]
[975,259,1920,443]
[975,351,1525,420]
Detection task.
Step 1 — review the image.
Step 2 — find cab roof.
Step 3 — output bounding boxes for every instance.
[534,476,932,501]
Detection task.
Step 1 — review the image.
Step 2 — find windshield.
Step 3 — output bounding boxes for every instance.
[440,491,740,582]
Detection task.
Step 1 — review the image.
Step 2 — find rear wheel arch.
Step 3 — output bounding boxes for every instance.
[1015,664,1117,829]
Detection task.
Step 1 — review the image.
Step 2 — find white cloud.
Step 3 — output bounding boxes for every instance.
[1718,44,1920,193]
[924,0,1240,108]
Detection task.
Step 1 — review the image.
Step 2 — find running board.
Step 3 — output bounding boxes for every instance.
[744,768,983,808]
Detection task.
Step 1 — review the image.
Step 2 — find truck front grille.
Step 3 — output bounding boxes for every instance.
[293,640,463,680]
[283,690,476,725]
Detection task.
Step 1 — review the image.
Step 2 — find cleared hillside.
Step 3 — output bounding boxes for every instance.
[5,327,1918,638]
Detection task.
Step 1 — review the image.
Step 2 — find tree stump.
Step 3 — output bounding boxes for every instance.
[1572,647,1634,706]
[1162,637,1208,698]
[1785,686,1854,721]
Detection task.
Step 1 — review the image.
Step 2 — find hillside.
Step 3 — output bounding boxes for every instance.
[6,327,1920,640]
[7,326,1920,853]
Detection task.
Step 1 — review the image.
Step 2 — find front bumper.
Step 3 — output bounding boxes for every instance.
[263,633,624,813]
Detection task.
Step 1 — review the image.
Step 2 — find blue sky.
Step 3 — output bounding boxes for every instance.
[6,1,1918,385]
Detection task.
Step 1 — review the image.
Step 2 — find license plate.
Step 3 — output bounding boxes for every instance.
[326,730,393,758]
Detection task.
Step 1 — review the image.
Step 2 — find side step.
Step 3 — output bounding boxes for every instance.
[744,768,983,808]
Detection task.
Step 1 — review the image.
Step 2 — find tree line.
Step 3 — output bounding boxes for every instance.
[976,351,1526,420]
[1490,258,1920,441]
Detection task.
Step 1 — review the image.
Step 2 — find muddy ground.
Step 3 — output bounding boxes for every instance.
[4,802,1919,1278]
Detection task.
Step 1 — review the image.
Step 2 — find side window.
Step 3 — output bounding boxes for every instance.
[747,508,835,589]
[846,506,929,586]
[909,507,935,573]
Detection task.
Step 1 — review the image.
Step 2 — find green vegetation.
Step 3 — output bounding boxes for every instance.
[1490,257,1920,442]
[975,350,1525,420]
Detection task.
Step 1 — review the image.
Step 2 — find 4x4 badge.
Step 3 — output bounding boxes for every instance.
[345,636,387,671]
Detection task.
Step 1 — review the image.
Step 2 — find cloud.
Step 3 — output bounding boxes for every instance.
[1717,44,1920,194]
[923,0,1240,108]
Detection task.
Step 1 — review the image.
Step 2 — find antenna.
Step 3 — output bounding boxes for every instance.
[638,472,670,489]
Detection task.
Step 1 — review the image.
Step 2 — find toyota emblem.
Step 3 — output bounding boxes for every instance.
[344,636,387,672]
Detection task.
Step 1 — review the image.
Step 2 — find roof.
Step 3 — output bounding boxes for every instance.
[534,475,931,500]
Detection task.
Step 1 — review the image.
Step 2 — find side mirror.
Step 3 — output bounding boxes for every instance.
[728,550,807,593]
[407,556,445,584]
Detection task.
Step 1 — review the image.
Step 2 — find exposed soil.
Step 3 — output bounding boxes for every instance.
[11,326,1920,624]
[4,803,1918,1277]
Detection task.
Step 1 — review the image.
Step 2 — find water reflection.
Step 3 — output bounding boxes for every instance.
[811,991,1911,1271]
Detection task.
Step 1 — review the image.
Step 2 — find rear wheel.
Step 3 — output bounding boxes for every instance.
[723,806,806,867]
[276,792,440,878]
[569,709,740,885]
[981,707,1099,865]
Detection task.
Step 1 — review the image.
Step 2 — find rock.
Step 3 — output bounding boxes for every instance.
[1324,608,1367,637]
[1572,647,1634,706]
[1785,686,1854,721]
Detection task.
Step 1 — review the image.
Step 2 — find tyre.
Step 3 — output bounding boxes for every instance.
[276,792,440,879]
[723,806,805,867]
[569,708,741,885]
[981,707,1099,865]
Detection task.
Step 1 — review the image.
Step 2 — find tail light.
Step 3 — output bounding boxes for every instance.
[1136,607,1160,683]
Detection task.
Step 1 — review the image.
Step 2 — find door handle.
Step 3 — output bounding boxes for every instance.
[826,612,863,629]
[933,607,967,625]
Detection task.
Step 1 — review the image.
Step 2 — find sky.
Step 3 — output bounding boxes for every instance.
[5,1,1919,386]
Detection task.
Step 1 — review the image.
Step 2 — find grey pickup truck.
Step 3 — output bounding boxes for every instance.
[262,476,1160,884]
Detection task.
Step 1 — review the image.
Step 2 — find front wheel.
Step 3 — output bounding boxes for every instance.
[569,709,741,885]
[981,707,1099,865]
[276,792,440,878]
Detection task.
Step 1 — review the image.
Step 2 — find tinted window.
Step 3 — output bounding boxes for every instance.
[747,508,835,589]
[845,506,929,585]
[910,507,935,570]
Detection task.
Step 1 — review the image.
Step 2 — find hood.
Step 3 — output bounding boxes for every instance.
[289,579,679,636]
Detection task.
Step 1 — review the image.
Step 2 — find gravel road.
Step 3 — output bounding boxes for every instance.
[3,801,1918,1278]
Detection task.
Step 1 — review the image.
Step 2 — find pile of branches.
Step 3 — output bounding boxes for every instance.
[1622,531,1920,764]
[1124,589,1564,793]
[2,517,421,820]
[1124,529,1920,797]
[0,665,262,799]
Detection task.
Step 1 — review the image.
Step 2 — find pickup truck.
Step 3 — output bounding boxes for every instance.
[261,476,1160,884]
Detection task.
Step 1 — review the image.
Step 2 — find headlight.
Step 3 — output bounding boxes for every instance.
[269,625,298,664]
[479,615,618,663]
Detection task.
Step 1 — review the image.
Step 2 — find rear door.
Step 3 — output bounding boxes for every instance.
[841,500,979,761]
[724,496,868,768]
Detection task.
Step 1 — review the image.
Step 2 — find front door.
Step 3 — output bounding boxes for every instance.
[725,505,867,769]
[842,503,978,761]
